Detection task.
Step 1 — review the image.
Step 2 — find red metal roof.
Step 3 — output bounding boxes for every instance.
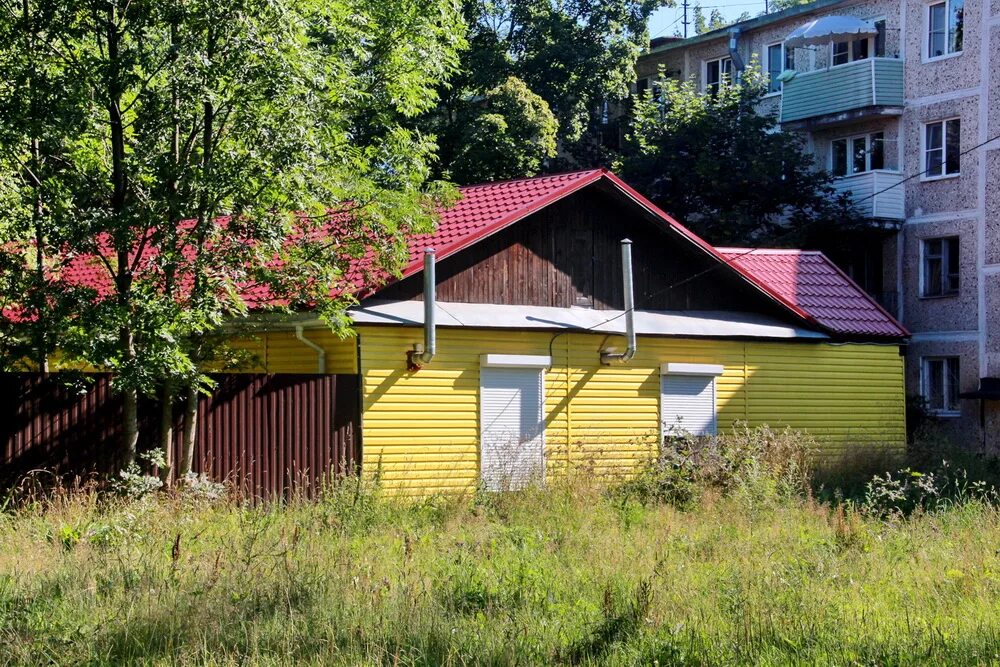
[25,169,907,340]
[366,169,606,290]
[716,248,908,338]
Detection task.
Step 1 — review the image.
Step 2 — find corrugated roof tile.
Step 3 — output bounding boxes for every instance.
[716,248,908,338]
[27,170,908,340]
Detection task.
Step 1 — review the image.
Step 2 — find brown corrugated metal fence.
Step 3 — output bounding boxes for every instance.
[0,373,360,497]
[189,374,359,497]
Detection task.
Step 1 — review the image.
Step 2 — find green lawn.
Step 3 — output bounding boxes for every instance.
[3,466,1000,666]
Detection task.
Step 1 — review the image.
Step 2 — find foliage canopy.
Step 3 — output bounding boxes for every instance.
[619,65,869,247]
[0,0,465,464]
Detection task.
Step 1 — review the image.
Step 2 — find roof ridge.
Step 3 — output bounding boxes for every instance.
[458,169,604,191]
[716,247,823,255]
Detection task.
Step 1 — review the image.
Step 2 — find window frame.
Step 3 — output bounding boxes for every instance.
[830,131,886,177]
[764,42,785,96]
[920,356,961,417]
[919,235,960,298]
[829,34,873,67]
[925,0,964,61]
[703,56,733,94]
[921,117,961,181]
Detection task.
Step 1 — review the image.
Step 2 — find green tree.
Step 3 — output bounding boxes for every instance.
[445,76,557,183]
[431,0,670,183]
[0,0,464,471]
[693,6,726,34]
[619,65,867,247]
[768,0,812,11]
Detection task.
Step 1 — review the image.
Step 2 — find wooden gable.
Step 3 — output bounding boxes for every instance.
[371,184,796,323]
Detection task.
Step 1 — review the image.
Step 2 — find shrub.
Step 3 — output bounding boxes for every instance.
[611,424,815,508]
[178,472,228,502]
[862,460,1000,518]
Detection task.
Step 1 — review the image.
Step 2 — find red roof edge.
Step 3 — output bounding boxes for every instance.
[357,169,606,299]
[797,249,910,338]
[595,171,824,330]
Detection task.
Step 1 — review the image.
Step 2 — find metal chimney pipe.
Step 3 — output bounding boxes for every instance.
[414,248,436,365]
[602,239,637,364]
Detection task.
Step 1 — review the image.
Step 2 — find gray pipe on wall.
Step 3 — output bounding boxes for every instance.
[411,248,436,367]
[601,239,637,364]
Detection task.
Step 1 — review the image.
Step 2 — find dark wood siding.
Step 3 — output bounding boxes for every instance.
[375,186,792,320]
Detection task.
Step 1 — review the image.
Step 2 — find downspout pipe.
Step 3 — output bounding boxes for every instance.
[601,239,637,365]
[728,27,746,84]
[408,248,436,369]
[295,325,326,374]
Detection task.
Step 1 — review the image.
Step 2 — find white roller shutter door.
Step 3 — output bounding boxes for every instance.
[480,366,545,491]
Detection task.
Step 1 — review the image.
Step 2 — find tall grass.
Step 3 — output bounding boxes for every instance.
[3,432,1000,665]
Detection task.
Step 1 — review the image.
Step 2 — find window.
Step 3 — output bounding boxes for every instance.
[831,132,885,176]
[921,236,960,297]
[928,0,964,58]
[705,56,732,94]
[922,357,960,415]
[924,119,961,177]
[660,364,723,438]
[766,43,784,93]
[832,36,870,65]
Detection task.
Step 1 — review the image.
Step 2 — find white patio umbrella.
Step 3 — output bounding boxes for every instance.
[783,16,877,48]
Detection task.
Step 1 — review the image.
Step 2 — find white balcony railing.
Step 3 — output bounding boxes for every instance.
[830,169,905,221]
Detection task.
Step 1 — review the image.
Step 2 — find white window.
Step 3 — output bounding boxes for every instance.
[831,132,885,176]
[921,356,960,416]
[766,42,784,94]
[831,34,873,66]
[479,356,548,491]
[928,0,964,59]
[921,236,960,297]
[660,363,723,438]
[704,56,732,94]
[923,118,961,178]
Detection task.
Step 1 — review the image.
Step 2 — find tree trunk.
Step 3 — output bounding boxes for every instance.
[158,381,174,484]
[122,386,139,469]
[120,328,139,468]
[179,383,198,477]
[105,4,136,470]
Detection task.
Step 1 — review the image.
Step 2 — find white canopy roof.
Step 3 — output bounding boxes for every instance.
[349,300,827,340]
[784,16,877,48]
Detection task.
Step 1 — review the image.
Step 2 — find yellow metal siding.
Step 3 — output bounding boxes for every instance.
[358,326,906,494]
[224,329,357,374]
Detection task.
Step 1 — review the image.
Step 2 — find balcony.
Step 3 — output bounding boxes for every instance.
[831,169,905,222]
[780,58,904,128]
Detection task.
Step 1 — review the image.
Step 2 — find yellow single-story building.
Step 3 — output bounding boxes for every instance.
[226,169,909,495]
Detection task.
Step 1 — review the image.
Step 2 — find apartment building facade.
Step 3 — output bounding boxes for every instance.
[635,0,1000,449]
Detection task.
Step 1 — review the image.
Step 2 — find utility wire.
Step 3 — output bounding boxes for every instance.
[549,133,1000,341]
[853,132,1000,205]
[652,1,765,38]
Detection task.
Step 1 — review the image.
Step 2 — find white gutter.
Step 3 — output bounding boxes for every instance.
[294,325,326,374]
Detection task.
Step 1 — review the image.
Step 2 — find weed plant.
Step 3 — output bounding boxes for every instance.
[2,427,1000,665]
